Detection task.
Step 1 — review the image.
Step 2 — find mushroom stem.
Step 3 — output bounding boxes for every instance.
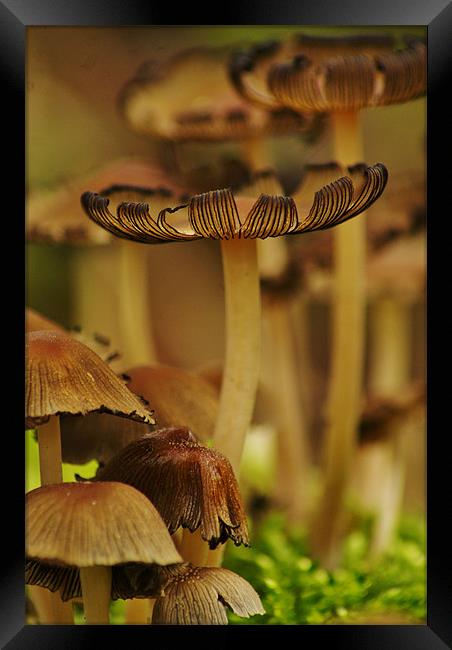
[28,585,74,624]
[267,299,310,520]
[212,237,261,477]
[310,110,366,566]
[125,598,151,624]
[79,566,112,624]
[37,416,63,486]
[35,417,75,623]
[118,240,157,366]
[367,297,412,556]
[179,529,209,566]
[369,298,412,395]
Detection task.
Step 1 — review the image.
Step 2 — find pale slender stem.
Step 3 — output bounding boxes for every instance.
[118,239,157,367]
[28,585,74,624]
[369,435,406,558]
[267,300,311,521]
[212,238,261,477]
[366,297,412,556]
[179,529,209,566]
[369,298,412,396]
[79,566,112,624]
[310,111,366,567]
[34,417,74,623]
[202,238,261,570]
[257,235,312,519]
[37,416,63,486]
[125,598,151,624]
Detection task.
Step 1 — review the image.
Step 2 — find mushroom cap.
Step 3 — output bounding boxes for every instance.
[119,45,323,142]
[26,158,188,245]
[151,563,265,625]
[81,162,388,244]
[25,330,154,428]
[95,427,249,548]
[26,481,183,567]
[124,364,219,443]
[230,33,426,113]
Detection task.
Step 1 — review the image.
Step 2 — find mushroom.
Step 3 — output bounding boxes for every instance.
[150,563,265,625]
[27,160,189,368]
[353,382,425,558]
[230,32,425,565]
[25,329,154,486]
[118,44,324,169]
[92,427,249,566]
[26,481,183,623]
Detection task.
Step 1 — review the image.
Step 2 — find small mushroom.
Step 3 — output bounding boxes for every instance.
[119,45,322,146]
[151,563,265,625]
[26,330,154,486]
[93,427,249,565]
[26,481,183,623]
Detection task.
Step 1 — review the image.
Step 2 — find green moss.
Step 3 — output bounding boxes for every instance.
[224,511,426,625]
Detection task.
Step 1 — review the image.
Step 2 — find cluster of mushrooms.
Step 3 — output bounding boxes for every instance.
[26,29,426,624]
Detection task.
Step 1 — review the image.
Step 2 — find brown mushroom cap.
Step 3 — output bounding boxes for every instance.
[26,158,188,245]
[151,563,265,625]
[119,45,323,142]
[25,330,154,428]
[231,33,426,113]
[81,162,388,244]
[95,427,249,549]
[26,481,183,567]
[124,364,219,443]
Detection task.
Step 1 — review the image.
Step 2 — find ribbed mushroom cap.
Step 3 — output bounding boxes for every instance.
[81,162,388,245]
[26,558,171,602]
[119,45,323,142]
[95,427,249,549]
[151,563,265,625]
[26,481,183,567]
[124,364,219,443]
[231,33,426,113]
[25,330,155,428]
[26,158,187,245]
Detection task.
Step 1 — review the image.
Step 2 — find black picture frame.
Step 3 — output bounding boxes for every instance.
[4,0,450,647]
